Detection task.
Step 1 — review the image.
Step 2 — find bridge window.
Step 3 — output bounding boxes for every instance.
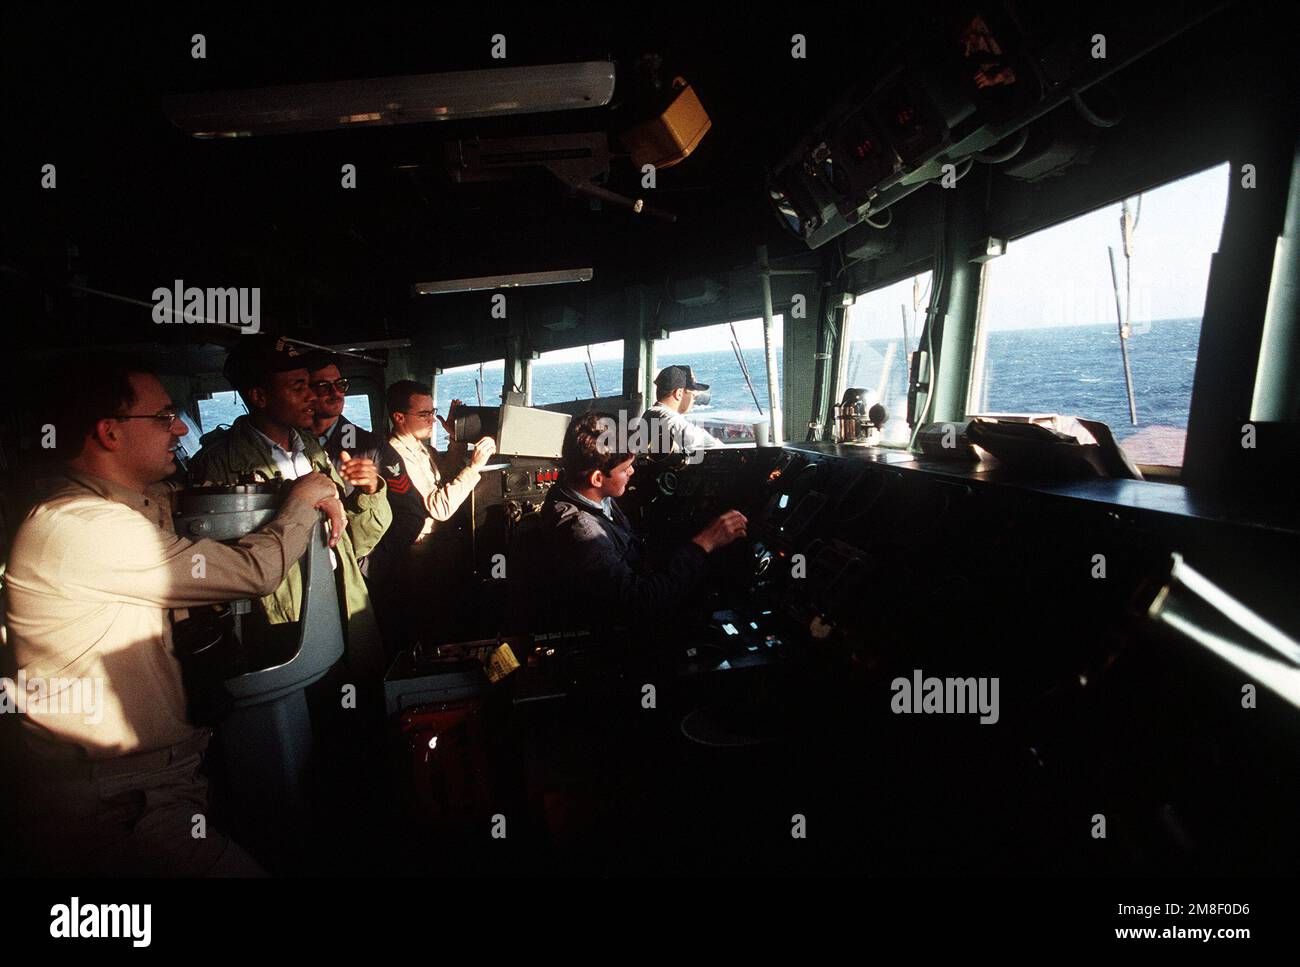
[197,390,246,433]
[176,410,203,456]
[657,317,783,443]
[341,395,372,431]
[843,272,934,445]
[434,359,504,449]
[968,162,1230,468]
[198,389,372,435]
[530,339,624,406]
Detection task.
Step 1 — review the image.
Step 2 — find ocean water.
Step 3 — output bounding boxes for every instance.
[430,348,785,449]
[973,318,1201,435]
[841,317,1201,460]
[196,317,1201,464]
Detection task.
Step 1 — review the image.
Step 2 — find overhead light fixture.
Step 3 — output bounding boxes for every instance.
[329,338,413,352]
[412,268,594,295]
[841,292,857,307]
[166,62,616,138]
[620,77,712,169]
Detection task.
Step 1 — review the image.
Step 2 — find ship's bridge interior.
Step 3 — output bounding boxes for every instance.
[1,4,1297,876]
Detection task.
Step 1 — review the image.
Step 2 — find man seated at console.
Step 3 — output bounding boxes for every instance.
[641,365,723,453]
[4,355,343,875]
[534,411,746,635]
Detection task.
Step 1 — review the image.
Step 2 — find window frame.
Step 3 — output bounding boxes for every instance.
[655,315,784,446]
[528,339,625,407]
[961,162,1231,471]
[834,267,936,446]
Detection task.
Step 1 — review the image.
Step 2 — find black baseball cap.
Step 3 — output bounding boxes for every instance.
[654,364,709,393]
[223,334,327,390]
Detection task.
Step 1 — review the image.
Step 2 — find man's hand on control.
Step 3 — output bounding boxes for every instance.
[691,510,748,554]
[469,437,497,470]
[338,451,381,494]
[285,472,346,547]
[438,399,465,443]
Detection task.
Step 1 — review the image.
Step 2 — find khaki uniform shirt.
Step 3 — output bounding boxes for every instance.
[2,469,320,758]
[389,433,480,543]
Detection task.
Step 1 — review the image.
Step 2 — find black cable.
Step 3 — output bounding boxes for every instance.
[1071,87,1123,128]
[813,292,841,441]
[973,128,1029,165]
[909,198,948,448]
[916,273,934,312]
[863,208,893,229]
[927,157,975,189]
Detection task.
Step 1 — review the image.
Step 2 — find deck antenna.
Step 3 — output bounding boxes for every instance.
[476,361,485,406]
[730,321,764,414]
[898,274,928,410]
[584,344,600,398]
[1108,194,1141,425]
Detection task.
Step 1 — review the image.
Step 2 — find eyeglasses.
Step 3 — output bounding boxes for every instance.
[309,378,349,395]
[405,408,438,419]
[113,409,182,428]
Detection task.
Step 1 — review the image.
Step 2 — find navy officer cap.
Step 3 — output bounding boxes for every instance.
[223,334,328,390]
[654,364,709,393]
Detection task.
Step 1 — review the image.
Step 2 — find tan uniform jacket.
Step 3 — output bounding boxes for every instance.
[3,469,320,758]
[386,433,481,543]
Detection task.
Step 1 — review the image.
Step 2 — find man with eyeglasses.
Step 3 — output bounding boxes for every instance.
[4,355,344,875]
[188,335,392,687]
[308,360,379,478]
[367,380,495,653]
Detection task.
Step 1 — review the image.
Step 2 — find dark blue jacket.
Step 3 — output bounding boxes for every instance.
[537,485,710,631]
[316,415,378,468]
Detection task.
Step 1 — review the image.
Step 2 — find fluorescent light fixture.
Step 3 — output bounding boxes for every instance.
[167,62,616,138]
[328,338,412,352]
[412,268,593,295]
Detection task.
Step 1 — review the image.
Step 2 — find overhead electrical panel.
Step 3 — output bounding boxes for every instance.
[767,6,1214,249]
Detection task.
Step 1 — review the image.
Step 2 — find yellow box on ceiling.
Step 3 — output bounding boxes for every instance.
[620,77,711,170]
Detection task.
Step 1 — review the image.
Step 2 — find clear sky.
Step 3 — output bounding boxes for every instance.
[653,316,785,356]
[845,162,1229,340]
[845,273,934,344]
[531,339,621,365]
[442,316,787,373]
[982,162,1229,331]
